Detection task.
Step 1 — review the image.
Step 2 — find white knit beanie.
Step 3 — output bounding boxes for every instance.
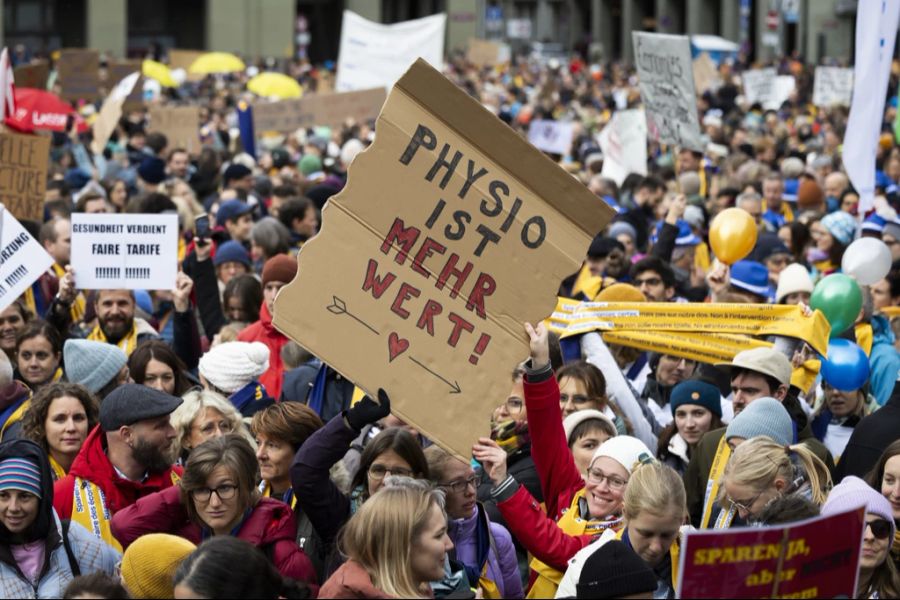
[563,409,617,445]
[590,436,653,475]
[775,263,814,303]
[198,342,269,394]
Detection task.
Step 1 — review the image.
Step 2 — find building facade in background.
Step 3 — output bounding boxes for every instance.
[0,0,860,65]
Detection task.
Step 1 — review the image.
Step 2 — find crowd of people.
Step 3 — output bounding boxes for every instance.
[0,39,899,599]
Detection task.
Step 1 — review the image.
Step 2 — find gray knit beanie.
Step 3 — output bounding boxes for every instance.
[725,397,793,446]
[63,339,128,394]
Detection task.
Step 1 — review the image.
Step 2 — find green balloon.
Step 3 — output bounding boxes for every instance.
[810,274,862,337]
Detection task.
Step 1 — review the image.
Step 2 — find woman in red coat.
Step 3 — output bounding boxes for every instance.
[111,434,316,585]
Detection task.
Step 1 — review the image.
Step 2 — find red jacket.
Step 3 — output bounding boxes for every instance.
[496,374,593,571]
[53,425,182,519]
[237,302,288,399]
[110,485,317,584]
[319,560,395,599]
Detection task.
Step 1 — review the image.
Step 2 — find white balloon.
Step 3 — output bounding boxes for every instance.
[841,237,892,285]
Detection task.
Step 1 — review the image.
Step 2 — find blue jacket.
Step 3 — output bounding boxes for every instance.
[870,315,900,406]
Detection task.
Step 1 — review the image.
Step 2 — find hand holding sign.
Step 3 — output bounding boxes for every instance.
[172,272,194,313]
[472,437,508,486]
[345,389,392,432]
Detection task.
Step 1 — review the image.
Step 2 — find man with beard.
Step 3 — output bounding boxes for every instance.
[53,384,182,549]
[84,290,159,355]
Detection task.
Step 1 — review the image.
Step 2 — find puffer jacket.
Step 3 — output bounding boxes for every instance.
[869,315,900,406]
[237,302,289,399]
[0,439,120,599]
[110,485,316,584]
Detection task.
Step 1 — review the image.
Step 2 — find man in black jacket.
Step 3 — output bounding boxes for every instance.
[835,379,900,482]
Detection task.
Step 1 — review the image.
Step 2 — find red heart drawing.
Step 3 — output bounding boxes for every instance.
[388,332,410,362]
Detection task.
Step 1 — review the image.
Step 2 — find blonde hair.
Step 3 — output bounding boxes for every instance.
[424,445,465,483]
[338,483,446,598]
[623,461,686,521]
[720,437,832,508]
[170,389,253,462]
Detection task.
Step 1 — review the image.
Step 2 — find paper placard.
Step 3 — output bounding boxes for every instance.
[273,59,614,458]
[148,105,200,154]
[13,60,49,90]
[632,32,703,151]
[0,207,54,312]
[336,10,446,92]
[597,109,648,186]
[813,67,854,107]
[252,88,387,133]
[678,507,864,599]
[71,214,179,290]
[0,131,51,222]
[57,49,100,101]
[527,120,575,155]
[466,39,510,67]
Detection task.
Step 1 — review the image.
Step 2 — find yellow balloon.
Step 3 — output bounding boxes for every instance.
[709,207,758,265]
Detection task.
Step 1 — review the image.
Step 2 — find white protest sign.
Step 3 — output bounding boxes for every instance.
[770,75,796,110]
[527,120,574,155]
[71,214,178,290]
[0,206,54,312]
[335,11,446,92]
[813,67,854,107]
[632,32,703,151]
[742,67,776,106]
[597,109,648,186]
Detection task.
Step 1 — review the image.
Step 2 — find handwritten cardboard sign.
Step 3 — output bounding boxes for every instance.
[692,52,720,94]
[168,49,205,82]
[0,131,51,222]
[70,213,178,290]
[252,88,387,133]
[57,49,100,101]
[13,60,49,90]
[0,207,54,312]
[678,507,864,599]
[148,105,200,154]
[106,60,144,111]
[466,39,510,67]
[273,59,614,458]
[92,73,140,155]
[813,67,854,107]
[632,32,703,151]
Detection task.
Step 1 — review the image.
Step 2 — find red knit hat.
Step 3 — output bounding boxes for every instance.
[262,255,298,286]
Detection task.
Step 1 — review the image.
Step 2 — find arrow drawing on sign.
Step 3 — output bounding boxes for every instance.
[325,296,380,335]
[409,356,462,394]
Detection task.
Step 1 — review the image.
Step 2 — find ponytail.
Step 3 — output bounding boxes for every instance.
[623,459,686,521]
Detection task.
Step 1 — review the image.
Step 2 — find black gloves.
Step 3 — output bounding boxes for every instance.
[345,388,391,431]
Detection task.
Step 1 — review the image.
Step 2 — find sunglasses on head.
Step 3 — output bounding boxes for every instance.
[867,519,893,540]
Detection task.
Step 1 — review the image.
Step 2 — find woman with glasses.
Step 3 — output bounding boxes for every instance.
[111,434,316,584]
[719,437,831,526]
[811,382,875,462]
[425,445,522,598]
[290,389,430,571]
[168,389,249,464]
[472,322,654,598]
[821,476,900,599]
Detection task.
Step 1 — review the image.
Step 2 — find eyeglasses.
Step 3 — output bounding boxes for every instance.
[726,489,765,514]
[196,420,234,436]
[190,484,238,503]
[439,475,478,494]
[504,398,524,414]
[634,277,662,287]
[368,464,414,480]
[867,519,893,540]
[585,468,628,491]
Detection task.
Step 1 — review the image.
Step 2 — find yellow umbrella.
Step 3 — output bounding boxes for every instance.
[189,52,246,74]
[142,59,177,88]
[247,72,303,99]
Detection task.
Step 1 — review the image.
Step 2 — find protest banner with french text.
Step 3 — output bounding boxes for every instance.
[0,207,54,312]
[0,131,51,222]
[632,32,703,151]
[70,214,178,290]
[274,59,613,459]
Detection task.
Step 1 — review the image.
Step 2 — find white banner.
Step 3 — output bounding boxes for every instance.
[632,32,703,151]
[0,206,53,312]
[813,67,854,107]
[527,120,574,155]
[844,1,900,213]
[335,11,446,93]
[742,68,794,110]
[71,213,178,290]
[597,109,648,186]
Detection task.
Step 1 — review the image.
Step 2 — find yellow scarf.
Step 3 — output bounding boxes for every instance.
[855,322,874,356]
[0,399,30,441]
[259,481,298,510]
[51,263,86,323]
[700,435,732,530]
[87,322,139,356]
[49,454,67,481]
[70,477,124,552]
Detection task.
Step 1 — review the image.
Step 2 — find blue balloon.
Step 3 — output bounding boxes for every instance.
[820,339,870,392]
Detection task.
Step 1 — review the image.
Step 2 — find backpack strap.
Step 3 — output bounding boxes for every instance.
[61,520,81,577]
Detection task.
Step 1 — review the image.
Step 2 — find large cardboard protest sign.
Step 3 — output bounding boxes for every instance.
[597,109,648,186]
[527,120,574,155]
[252,88,387,133]
[148,105,200,154]
[168,49,205,82]
[70,214,178,290]
[0,207,54,312]
[632,32,703,151]
[336,11,446,92]
[13,60,49,90]
[274,60,614,458]
[813,66,854,107]
[92,73,141,155]
[466,39,510,68]
[678,507,864,598]
[57,49,100,101]
[107,60,144,111]
[692,52,720,94]
[0,131,51,222]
